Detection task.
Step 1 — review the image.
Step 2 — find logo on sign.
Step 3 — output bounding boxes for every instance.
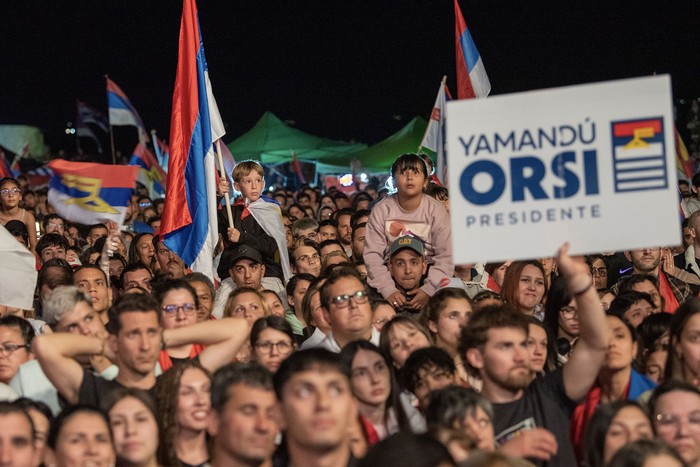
[610,117,667,193]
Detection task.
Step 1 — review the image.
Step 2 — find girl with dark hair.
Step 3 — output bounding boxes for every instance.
[340,340,424,441]
[379,315,432,370]
[104,388,160,467]
[47,405,116,467]
[500,260,547,319]
[250,315,297,373]
[128,232,155,270]
[526,316,556,375]
[571,312,657,459]
[155,360,212,467]
[665,298,700,387]
[583,400,653,467]
[0,177,37,253]
[543,276,578,366]
[421,288,472,386]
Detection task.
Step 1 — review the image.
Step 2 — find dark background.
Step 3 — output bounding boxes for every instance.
[2,1,699,158]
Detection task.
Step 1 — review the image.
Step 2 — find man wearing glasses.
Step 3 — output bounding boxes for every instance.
[0,316,35,386]
[315,265,379,352]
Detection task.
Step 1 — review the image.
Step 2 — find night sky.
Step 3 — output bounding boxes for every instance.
[2,1,699,156]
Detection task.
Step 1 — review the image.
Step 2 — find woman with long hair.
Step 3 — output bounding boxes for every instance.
[379,315,432,371]
[583,400,654,467]
[421,288,472,386]
[47,405,116,467]
[543,276,579,366]
[0,177,37,254]
[155,360,212,467]
[104,388,160,467]
[128,232,155,270]
[665,298,700,387]
[340,340,423,441]
[500,260,548,318]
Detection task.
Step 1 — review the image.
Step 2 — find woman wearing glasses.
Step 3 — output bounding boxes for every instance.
[153,279,204,371]
[250,316,296,373]
[587,254,610,290]
[650,381,700,467]
[0,177,37,254]
[544,277,580,366]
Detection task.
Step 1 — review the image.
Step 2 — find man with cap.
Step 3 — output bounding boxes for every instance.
[212,244,285,318]
[388,235,429,313]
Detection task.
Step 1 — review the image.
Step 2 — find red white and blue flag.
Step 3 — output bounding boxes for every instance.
[130,143,168,198]
[454,0,490,99]
[106,78,149,143]
[26,166,54,190]
[47,160,138,225]
[160,0,225,281]
[76,100,108,153]
[420,79,452,186]
[291,151,306,185]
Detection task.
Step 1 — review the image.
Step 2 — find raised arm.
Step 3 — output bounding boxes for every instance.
[162,317,249,373]
[32,333,106,405]
[558,243,610,401]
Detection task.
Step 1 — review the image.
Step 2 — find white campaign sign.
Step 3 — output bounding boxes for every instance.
[446,75,679,264]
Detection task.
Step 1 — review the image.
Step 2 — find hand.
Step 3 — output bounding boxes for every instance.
[217,179,230,197]
[387,291,406,309]
[227,227,241,243]
[498,428,558,461]
[406,288,430,311]
[661,247,675,275]
[102,230,121,257]
[556,242,592,294]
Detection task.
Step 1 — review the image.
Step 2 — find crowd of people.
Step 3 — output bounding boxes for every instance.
[1,151,700,466]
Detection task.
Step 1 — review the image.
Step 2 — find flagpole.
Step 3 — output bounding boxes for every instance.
[105,75,117,165]
[151,129,162,166]
[215,140,234,228]
[418,76,447,153]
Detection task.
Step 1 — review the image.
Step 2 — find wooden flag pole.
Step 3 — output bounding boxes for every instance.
[215,139,234,228]
[417,75,448,154]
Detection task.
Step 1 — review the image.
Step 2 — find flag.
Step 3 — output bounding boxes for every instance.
[152,136,170,173]
[291,151,306,184]
[0,224,37,309]
[0,149,12,178]
[675,127,696,180]
[420,79,451,186]
[47,159,138,225]
[454,0,490,99]
[160,0,225,281]
[129,142,168,198]
[247,196,292,283]
[106,77,149,143]
[25,166,54,190]
[76,100,108,153]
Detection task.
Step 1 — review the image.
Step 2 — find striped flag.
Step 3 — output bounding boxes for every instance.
[454,0,490,99]
[160,0,225,281]
[420,78,451,186]
[129,143,167,198]
[106,78,149,143]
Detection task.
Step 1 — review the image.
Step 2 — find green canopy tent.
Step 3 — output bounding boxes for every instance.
[316,116,432,174]
[226,112,366,165]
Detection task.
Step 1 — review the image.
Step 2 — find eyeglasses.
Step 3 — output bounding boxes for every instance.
[162,303,197,315]
[139,202,152,208]
[655,412,700,432]
[591,267,607,277]
[255,340,293,355]
[0,343,29,356]
[330,290,369,308]
[0,188,21,196]
[560,306,578,320]
[47,222,65,229]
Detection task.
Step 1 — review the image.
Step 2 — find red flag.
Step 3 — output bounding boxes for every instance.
[454,0,491,99]
[292,151,306,184]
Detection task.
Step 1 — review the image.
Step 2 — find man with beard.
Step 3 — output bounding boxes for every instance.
[154,236,187,279]
[334,208,353,258]
[460,244,608,466]
[614,247,696,313]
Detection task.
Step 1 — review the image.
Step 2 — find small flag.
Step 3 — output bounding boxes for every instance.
[675,127,696,180]
[160,0,225,281]
[129,142,168,198]
[76,100,108,153]
[106,78,149,143]
[152,136,170,173]
[454,0,490,99]
[0,149,12,178]
[47,159,138,225]
[25,166,54,190]
[291,151,306,184]
[420,78,451,186]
